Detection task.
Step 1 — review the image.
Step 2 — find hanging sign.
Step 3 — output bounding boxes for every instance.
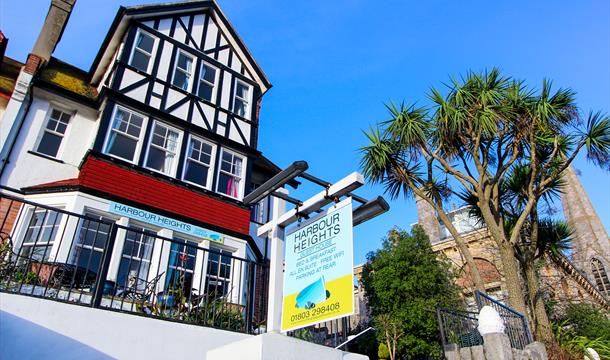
[281,197,354,332]
[108,201,224,243]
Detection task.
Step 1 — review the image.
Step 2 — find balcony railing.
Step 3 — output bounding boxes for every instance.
[0,190,267,334]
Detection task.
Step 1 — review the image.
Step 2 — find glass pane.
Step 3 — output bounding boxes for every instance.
[233,157,243,177]
[56,122,67,134]
[234,99,246,117]
[59,112,71,124]
[173,71,189,91]
[197,83,213,101]
[217,173,239,197]
[37,132,62,157]
[236,83,248,98]
[131,51,150,72]
[74,247,102,274]
[166,130,179,152]
[107,133,137,161]
[177,53,192,72]
[136,33,154,53]
[46,119,59,131]
[51,109,62,120]
[184,160,208,186]
[202,64,216,83]
[146,146,167,172]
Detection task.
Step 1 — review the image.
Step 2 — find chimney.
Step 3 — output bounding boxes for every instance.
[30,0,76,65]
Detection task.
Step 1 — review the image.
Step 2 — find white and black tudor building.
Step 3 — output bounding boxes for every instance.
[0,0,291,326]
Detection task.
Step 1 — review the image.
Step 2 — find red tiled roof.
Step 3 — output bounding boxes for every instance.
[23,178,80,189]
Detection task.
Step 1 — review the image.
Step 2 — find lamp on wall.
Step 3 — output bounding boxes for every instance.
[243,160,308,205]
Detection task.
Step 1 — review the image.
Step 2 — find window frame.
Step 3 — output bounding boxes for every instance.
[128,29,157,73]
[102,105,149,164]
[34,106,73,159]
[215,148,246,200]
[232,79,252,119]
[19,209,64,262]
[196,61,219,102]
[171,50,195,91]
[205,245,235,298]
[181,134,217,190]
[142,120,183,177]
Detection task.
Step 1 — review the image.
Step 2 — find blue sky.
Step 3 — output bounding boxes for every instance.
[1,0,609,264]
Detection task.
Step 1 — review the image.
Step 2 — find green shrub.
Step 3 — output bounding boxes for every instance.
[564,303,610,341]
[378,343,389,360]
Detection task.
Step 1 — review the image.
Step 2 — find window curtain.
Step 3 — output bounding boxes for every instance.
[164,131,179,171]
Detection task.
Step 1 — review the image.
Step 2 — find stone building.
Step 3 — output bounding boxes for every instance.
[416,168,610,312]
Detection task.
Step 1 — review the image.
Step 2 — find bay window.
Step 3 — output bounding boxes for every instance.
[216,149,245,199]
[103,106,147,163]
[144,121,182,176]
[182,135,215,189]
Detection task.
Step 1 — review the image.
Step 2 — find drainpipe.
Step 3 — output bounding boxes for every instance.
[0,0,76,180]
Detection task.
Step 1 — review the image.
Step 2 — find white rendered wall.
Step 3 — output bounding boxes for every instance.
[0,88,99,190]
[0,293,250,359]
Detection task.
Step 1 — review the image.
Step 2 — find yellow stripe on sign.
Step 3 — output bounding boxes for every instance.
[281,274,354,332]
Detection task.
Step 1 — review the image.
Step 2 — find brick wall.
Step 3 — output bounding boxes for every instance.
[0,197,22,241]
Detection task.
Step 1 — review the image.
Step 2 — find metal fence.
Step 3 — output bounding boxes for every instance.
[437,291,533,352]
[437,308,483,349]
[0,191,267,334]
[475,290,532,349]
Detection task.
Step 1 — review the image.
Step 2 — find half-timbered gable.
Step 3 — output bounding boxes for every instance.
[90,1,269,153]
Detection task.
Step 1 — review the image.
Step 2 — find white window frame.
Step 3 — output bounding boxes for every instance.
[181,135,217,190]
[171,50,195,91]
[102,105,148,164]
[34,106,73,159]
[18,208,64,262]
[196,61,219,102]
[215,148,246,200]
[232,80,252,119]
[143,120,183,177]
[128,29,157,73]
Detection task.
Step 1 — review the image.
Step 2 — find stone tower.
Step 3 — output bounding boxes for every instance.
[561,166,610,296]
[416,196,440,243]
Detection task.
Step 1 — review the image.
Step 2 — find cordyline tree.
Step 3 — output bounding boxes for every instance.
[461,163,574,342]
[360,68,610,341]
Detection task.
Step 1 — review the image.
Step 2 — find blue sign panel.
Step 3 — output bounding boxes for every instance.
[108,201,224,243]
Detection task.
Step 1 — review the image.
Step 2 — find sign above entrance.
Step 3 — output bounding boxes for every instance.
[108,202,224,243]
[281,197,354,332]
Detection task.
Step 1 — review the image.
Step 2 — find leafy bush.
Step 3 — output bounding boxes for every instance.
[552,320,610,360]
[378,343,389,360]
[563,303,610,341]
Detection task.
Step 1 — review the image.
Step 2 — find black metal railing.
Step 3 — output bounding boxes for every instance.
[437,291,533,352]
[0,191,267,334]
[475,291,532,349]
[437,308,483,348]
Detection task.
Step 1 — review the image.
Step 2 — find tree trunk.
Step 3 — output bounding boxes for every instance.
[498,241,528,315]
[523,258,554,343]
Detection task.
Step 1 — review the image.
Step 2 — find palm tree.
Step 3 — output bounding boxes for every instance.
[359,69,610,335]
[460,163,573,342]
